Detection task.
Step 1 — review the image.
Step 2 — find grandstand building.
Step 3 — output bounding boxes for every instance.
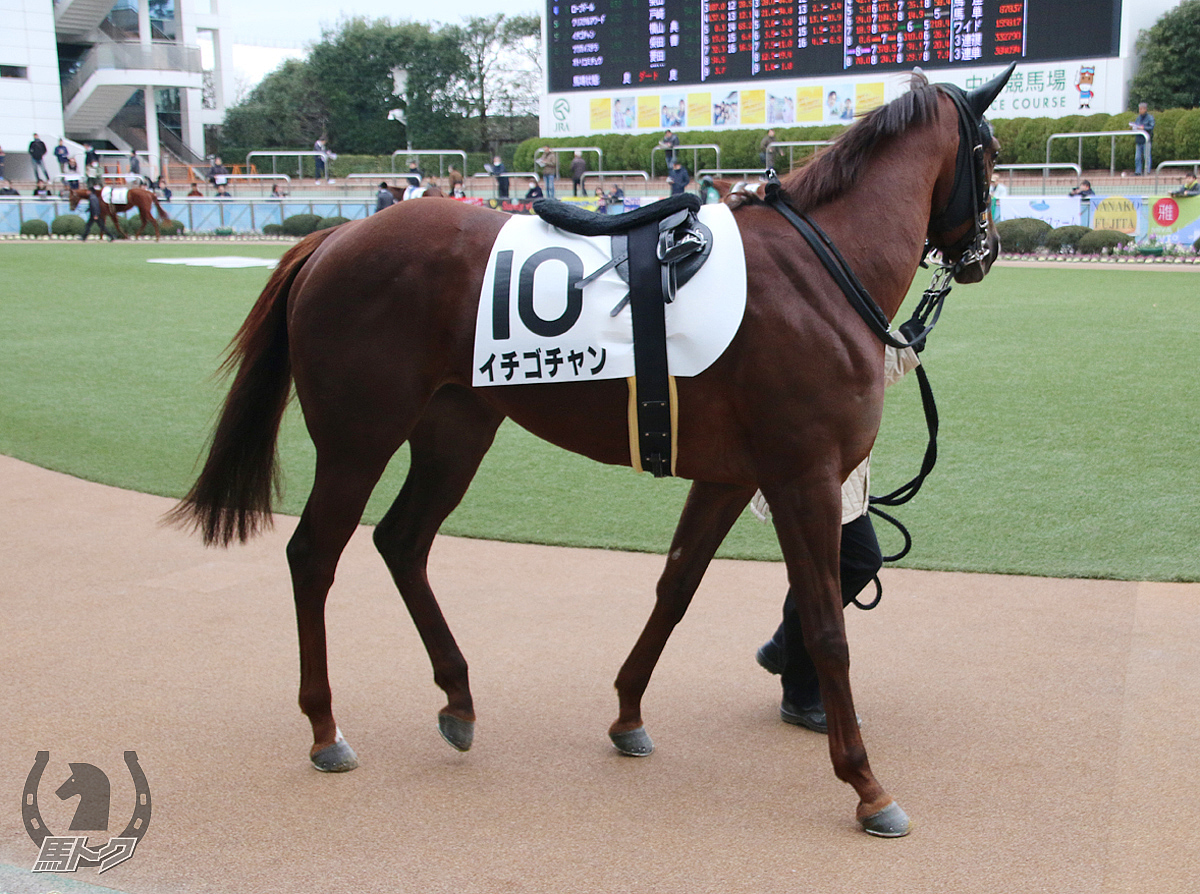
[1,0,230,181]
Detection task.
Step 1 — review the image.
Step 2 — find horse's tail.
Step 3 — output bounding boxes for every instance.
[152,191,171,221]
[166,228,338,546]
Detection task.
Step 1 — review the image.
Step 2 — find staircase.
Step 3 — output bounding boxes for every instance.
[54,0,118,41]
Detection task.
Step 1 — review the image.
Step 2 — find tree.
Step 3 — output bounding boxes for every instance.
[221,18,469,155]
[307,17,468,154]
[221,57,328,150]
[456,13,543,151]
[1130,0,1200,111]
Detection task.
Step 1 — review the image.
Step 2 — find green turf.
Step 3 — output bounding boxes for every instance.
[2,242,1197,581]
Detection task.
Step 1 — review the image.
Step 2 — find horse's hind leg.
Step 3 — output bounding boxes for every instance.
[609,480,754,756]
[288,447,396,772]
[372,385,505,752]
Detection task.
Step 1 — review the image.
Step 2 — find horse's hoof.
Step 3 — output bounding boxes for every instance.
[860,801,911,838]
[610,726,654,756]
[438,712,474,752]
[311,734,359,772]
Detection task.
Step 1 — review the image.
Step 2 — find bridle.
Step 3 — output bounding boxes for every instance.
[926,83,996,275]
[763,80,996,352]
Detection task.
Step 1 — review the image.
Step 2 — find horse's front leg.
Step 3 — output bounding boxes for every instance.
[609,481,754,756]
[761,476,911,837]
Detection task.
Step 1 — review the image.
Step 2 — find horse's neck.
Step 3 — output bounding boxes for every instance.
[803,121,952,323]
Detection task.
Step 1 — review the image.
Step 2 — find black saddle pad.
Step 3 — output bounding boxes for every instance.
[532,193,701,237]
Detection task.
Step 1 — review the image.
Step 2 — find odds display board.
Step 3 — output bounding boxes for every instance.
[543,0,1126,135]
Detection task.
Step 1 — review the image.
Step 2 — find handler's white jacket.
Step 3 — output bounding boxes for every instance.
[751,343,921,524]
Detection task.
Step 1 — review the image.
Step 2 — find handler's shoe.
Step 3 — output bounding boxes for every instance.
[755,640,785,675]
[780,699,828,733]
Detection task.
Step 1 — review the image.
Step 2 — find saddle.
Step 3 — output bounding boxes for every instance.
[532,194,715,477]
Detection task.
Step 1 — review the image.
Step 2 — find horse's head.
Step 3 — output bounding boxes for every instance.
[68,189,85,210]
[927,63,1015,284]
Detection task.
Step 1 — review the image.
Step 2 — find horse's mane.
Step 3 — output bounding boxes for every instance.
[780,71,942,210]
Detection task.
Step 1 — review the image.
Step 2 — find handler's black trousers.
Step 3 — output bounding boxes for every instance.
[771,513,883,708]
[81,212,110,240]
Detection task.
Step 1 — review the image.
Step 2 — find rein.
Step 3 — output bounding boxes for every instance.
[759,84,992,608]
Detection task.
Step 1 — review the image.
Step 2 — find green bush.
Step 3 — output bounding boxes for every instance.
[20,219,50,237]
[261,223,284,236]
[317,215,350,230]
[51,214,85,237]
[160,219,185,236]
[1193,234,1200,252]
[1077,229,1133,254]
[214,226,234,236]
[281,213,322,236]
[996,217,1052,254]
[1045,225,1092,253]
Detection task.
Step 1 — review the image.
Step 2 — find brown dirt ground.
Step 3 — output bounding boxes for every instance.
[1,454,1198,893]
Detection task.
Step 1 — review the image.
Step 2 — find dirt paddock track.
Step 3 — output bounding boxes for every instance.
[1,453,1198,893]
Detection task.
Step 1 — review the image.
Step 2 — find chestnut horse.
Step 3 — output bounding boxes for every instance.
[69,186,171,240]
[170,68,1011,837]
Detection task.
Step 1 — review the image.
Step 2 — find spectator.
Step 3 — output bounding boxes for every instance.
[269,182,286,199]
[53,138,70,172]
[32,179,52,197]
[759,129,776,169]
[534,146,558,198]
[593,186,607,212]
[375,181,396,212]
[1068,179,1095,198]
[0,144,6,180]
[485,156,509,199]
[1171,173,1199,197]
[29,133,50,181]
[62,158,80,191]
[658,129,680,168]
[207,156,229,188]
[448,165,465,197]
[83,142,100,187]
[314,136,328,181]
[128,151,142,183]
[524,179,544,201]
[569,150,587,196]
[1132,102,1154,176]
[187,182,203,197]
[0,179,19,196]
[667,159,691,195]
[405,159,422,188]
[607,183,625,213]
[699,175,720,204]
[214,183,233,199]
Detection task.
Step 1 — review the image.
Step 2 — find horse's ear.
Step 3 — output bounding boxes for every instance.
[966,62,1016,118]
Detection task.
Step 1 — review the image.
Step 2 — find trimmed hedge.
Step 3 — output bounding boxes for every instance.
[51,214,86,236]
[20,219,50,237]
[317,215,350,230]
[1077,229,1133,254]
[1045,225,1092,253]
[262,223,284,236]
[281,213,322,236]
[996,217,1052,254]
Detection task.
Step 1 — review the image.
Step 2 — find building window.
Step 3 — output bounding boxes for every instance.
[1,65,29,79]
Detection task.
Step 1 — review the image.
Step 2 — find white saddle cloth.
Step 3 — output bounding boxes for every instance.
[473,203,746,387]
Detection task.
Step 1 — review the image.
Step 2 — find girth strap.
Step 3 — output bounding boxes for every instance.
[627,220,674,477]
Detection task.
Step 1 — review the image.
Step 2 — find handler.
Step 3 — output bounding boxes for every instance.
[79,183,114,241]
[754,342,920,732]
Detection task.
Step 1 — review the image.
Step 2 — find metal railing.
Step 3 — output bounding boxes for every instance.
[389,150,468,179]
[1154,160,1200,193]
[579,171,650,191]
[1046,130,1149,178]
[651,143,720,179]
[697,168,771,181]
[61,40,203,105]
[995,162,1082,195]
[763,140,834,171]
[245,151,327,180]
